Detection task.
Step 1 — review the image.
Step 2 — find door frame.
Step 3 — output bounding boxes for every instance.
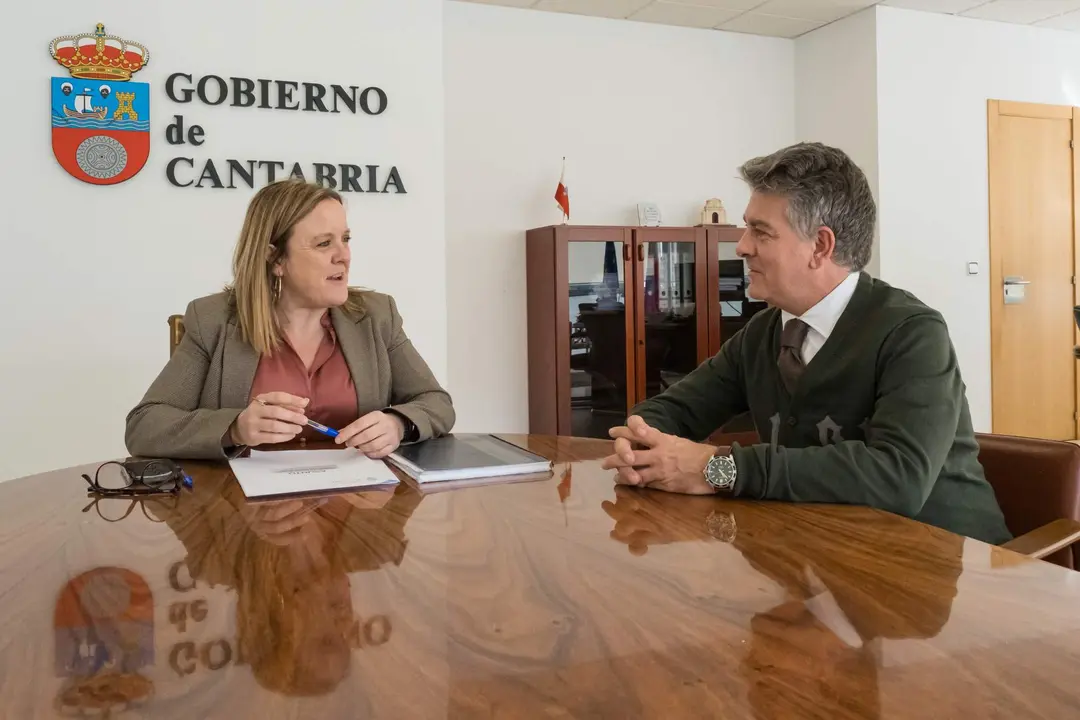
[986,99,1080,438]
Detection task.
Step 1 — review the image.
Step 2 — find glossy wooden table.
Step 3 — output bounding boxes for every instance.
[2,436,1080,718]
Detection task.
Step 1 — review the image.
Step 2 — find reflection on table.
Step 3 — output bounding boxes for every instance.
[0,436,1077,718]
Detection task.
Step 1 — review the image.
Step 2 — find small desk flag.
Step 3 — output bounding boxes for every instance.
[555,157,570,221]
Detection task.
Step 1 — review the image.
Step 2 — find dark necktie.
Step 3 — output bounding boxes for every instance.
[778,319,810,394]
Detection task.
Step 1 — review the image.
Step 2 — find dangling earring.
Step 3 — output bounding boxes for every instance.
[272,275,282,302]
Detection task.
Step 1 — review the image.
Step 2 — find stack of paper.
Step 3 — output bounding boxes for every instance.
[229,448,399,499]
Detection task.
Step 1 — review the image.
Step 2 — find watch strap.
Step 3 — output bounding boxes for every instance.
[385,408,419,443]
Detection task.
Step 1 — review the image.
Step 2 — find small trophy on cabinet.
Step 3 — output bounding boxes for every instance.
[700,198,729,226]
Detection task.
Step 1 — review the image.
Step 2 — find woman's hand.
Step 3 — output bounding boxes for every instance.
[336,411,405,458]
[240,498,326,546]
[230,392,310,447]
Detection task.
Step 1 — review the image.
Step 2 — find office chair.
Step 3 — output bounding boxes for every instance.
[978,432,1080,569]
[168,315,185,356]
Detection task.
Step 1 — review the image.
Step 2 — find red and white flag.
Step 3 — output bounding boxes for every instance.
[554,157,570,221]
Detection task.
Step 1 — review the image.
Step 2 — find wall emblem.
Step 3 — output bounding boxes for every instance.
[49,23,150,185]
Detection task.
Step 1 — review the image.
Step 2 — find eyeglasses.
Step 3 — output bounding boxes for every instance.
[81,493,180,523]
[82,459,192,497]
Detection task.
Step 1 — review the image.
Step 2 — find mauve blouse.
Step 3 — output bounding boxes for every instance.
[247,312,358,440]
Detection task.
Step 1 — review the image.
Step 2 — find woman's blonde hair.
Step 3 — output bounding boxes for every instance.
[228,179,363,354]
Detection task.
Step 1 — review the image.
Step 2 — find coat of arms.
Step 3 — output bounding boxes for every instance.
[49,23,150,185]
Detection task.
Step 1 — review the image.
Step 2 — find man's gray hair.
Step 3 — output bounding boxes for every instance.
[738,142,875,272]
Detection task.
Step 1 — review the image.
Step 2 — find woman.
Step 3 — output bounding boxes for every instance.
[125,179,454,460]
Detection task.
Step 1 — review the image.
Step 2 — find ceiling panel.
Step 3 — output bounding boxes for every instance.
[961,0,1080,24]
[719,12,826,36]
[755,0,876,22]
[629,1,744,27]
[1035,7,1080,30]
[453,0,1080,37]
[532,0,653,19]
[879,0,989,12]
[460,0,538,6]
[658,0,766,9]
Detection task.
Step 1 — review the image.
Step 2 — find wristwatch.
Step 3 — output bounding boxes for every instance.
[385,408,419,443]
[703,450,737,494]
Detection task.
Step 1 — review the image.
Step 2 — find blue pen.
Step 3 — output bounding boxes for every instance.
[307,419,339,438]
[254,398,339,439]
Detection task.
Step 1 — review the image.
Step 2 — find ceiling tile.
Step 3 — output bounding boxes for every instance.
[961,0,1080,23]
[718,11,825,35]
[454,0,539,7]
[1035,7,1080,29]
[456,0,1080,38]
[532,0,653,18]
[657,0,767,9]
[630,1,743,27]
[880,0,989,12]
[754,0,876,22]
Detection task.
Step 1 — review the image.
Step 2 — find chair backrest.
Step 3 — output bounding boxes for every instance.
[168,315,185,356]
[976,432,1080,569]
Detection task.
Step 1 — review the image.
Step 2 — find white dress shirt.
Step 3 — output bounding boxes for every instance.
[780,272,860,365]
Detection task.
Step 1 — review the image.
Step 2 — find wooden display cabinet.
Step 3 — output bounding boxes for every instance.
[526,223,769,439]
[526,225,709,438]
[706,225,768,354]
[705,225,768,440]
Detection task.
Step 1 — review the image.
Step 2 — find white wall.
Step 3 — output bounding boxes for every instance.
[874,6,1080,431]
[795,8,880,278]
[444,3,795,434]
[0,0,445,481]
[14,0,1054,479]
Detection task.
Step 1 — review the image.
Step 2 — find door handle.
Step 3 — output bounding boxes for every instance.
[1003,276,1030,304]
[637,244,644,262]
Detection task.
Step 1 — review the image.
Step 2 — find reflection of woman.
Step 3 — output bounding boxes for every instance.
[602,487,963,719]
[158,479,420,696]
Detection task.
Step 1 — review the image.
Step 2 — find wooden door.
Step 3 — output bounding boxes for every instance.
[631,228,708,403]
[987,100,1079,439]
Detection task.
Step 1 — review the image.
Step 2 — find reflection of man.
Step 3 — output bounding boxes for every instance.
[157,479,420,696]
[603,487,963,719]
[601,142,1010,546]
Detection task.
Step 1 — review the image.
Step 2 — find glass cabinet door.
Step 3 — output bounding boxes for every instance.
[635,230,707,401]
[716,240,750,346]
[708,228,767,355]
[566,237,631,438]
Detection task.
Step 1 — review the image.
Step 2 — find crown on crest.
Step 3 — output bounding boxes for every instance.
[49,23,149,82]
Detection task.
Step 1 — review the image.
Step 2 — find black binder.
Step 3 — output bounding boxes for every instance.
[387,434,551,483]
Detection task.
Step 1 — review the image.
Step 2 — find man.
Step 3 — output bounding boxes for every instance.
[601,142,1011,545]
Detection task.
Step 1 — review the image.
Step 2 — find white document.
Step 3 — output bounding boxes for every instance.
[229,449,399,498]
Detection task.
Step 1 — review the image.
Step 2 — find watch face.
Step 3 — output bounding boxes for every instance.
[706,455,736,490]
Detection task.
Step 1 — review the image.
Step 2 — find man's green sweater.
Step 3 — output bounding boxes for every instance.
[632,273,1012,545]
